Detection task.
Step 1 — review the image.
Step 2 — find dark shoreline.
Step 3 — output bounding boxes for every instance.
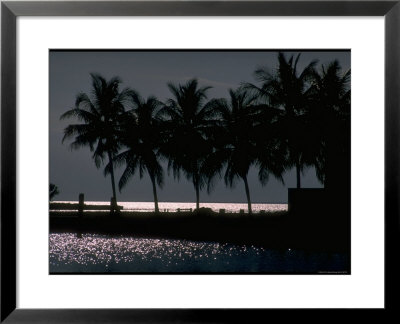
[50,210,350,253]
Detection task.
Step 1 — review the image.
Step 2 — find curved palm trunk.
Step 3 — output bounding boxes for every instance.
[107,151,117,202]
[195,184,200,210]
[193,174,200,210]
[194,183,200,209]
[296,158,301,189]
[242,175,252,214]
[149,173,159,213]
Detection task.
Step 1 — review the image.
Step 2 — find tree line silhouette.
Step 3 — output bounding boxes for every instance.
[61,52,350,214]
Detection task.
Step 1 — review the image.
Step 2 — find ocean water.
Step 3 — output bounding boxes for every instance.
[54,201,287,213]
[49,233,349,274]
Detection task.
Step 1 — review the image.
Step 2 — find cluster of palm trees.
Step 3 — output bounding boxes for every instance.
[61,53,350,214]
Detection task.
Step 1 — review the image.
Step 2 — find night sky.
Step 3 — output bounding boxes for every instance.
[49,50,350,203]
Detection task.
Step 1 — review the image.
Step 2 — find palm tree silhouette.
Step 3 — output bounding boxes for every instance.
[61,73,133,204]
[160,79,218,210]
[308,60,351,188]
[106,93,165,213]
[245,52,317,188]
[204,89,284,214]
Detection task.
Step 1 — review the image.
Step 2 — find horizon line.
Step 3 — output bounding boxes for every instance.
[52,200,288,204]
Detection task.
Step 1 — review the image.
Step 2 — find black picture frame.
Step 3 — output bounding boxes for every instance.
[1,1,399,322]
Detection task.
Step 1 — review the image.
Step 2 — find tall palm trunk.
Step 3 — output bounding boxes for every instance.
[149,173,159,213]
[107,151,117,201]
[242,175,252,214]
[194,183,200,209]
[296,158,301,189]
[195,184,200,210]
[193,174,200,210]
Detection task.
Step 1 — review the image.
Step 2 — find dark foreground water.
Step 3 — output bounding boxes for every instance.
[49,233,349,274]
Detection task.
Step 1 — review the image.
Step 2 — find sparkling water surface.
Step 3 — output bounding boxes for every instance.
[49,233,348,273]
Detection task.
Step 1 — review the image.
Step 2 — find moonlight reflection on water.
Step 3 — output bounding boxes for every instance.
[49,233,348,273]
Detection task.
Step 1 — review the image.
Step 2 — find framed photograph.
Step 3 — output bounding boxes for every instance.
[49,48,351,275]
[1,0,398,322]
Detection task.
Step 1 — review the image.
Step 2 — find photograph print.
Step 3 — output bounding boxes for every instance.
[49,50,350,274]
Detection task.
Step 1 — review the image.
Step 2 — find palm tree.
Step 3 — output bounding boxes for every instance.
[61,73,132,204]
[308,60,351,188]
[244,52,318,188]
[204,89,285,214]
[160,78,218,210]
[255,103,288,197]
[106,94,165,213]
